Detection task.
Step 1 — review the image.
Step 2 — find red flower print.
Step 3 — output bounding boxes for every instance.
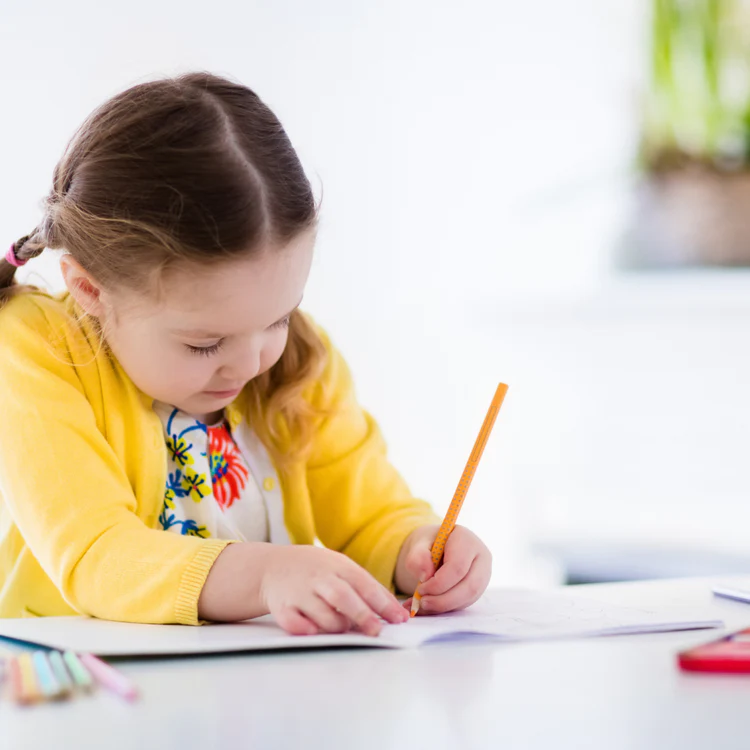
[208,424,250,510]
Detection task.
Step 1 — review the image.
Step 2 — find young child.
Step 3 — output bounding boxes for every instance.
[0,72,491,636]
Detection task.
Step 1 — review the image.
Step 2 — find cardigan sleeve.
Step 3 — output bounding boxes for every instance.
[0,295,230,624]
[306,330,439,590]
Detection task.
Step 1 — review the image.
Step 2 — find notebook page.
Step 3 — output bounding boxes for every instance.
[379,589,723,647]
[0,589,722,656]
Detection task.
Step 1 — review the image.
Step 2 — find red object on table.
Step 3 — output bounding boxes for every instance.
[679,627,750,673]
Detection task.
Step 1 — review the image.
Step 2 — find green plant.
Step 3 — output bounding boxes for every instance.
[641,0,750,171]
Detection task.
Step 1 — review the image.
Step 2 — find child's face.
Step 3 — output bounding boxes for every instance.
[97,231,314,419]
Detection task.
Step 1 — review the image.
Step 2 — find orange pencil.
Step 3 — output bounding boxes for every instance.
[410,382,508,617]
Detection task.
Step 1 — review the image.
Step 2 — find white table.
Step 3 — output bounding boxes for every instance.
[5,577,750,750]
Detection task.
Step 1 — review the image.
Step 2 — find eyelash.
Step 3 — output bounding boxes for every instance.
[186,341,224,357]
[185,317,291,357]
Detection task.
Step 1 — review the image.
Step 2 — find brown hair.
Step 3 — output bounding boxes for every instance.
[1,72,326,466]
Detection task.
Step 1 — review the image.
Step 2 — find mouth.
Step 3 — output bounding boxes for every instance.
[203,387,243,399]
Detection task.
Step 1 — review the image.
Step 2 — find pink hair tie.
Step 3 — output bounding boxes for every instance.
[5,243,27,268]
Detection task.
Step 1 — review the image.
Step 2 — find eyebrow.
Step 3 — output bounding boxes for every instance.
[171,301,302,338]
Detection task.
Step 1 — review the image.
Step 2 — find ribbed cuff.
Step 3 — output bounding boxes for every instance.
[174,540,235,625]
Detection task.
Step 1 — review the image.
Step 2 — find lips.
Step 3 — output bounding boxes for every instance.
[203,387,243,399]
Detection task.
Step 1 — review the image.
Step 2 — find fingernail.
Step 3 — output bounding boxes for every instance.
[420,598,429,612]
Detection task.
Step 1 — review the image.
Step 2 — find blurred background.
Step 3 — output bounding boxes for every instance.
[3,0,750,587]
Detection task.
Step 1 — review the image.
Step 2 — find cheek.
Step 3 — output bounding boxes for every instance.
[170,354,217,389]
[146,352,217,402]
[258,332,290,374]
[110,326,213,396]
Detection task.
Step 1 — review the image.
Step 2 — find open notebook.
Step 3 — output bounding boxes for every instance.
[0,589,722,657]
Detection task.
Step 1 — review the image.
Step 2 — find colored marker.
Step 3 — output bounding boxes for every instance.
[17,653,41,703]
[32,651,64,699]
[48,650,74,694]
[8,657,26,704]
[79,653,138,701]
[62,650,93,691]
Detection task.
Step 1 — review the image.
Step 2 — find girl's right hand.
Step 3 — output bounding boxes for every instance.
[260,545,409,636]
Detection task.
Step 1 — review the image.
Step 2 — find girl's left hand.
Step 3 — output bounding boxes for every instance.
[395,524,492,615]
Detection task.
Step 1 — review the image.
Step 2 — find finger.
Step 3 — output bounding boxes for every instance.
[275,607,320,636]
[317,577,385,636]
[406,545,437,584]
[419,557,490,615]
[419,547,476,597]
[340,568,410,625]
[298,592,351,634]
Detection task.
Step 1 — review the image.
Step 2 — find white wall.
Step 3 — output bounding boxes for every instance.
[1,0,688,586]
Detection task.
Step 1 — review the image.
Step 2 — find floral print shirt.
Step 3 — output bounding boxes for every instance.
[153,403,269,542]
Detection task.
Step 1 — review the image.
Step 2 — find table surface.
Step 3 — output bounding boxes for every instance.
[5,576,750,750]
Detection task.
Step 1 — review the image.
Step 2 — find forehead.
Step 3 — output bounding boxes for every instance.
[135,232,315,332]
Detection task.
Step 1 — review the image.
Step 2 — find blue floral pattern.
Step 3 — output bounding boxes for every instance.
[153,404,266,542]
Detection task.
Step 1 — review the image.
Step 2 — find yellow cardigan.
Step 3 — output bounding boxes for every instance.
[0,291,437,624]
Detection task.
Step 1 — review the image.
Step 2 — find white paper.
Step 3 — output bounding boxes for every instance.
[0,589,722,657]
[383,589,723,646]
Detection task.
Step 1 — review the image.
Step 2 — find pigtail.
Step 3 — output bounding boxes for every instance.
[0,226,48,308]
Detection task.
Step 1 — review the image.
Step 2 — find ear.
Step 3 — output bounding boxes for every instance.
[60,255,107,317]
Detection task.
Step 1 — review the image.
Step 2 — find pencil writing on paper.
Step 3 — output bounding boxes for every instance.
[410,382,508,617]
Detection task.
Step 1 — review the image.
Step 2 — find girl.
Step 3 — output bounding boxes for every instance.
[0,72,491,636]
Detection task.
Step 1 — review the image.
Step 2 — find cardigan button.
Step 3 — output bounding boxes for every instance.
[263,477,276,492]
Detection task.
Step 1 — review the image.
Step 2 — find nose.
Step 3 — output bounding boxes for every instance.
[217,343,262,385]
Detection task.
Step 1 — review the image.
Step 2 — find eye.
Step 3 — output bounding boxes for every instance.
[271,316,291,330]
[186,340,224,357]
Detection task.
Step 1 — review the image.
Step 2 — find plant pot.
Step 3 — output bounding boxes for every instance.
[620,166,750,268]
